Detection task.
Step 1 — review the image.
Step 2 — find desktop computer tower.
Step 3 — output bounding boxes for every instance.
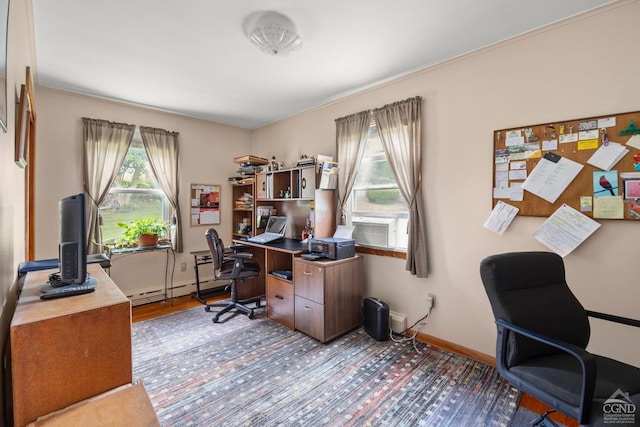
[363,297,389,341]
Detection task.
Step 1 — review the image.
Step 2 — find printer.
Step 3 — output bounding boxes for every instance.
[307,237,355,260]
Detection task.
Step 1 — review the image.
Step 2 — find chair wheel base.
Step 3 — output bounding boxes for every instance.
[531,410,559,427]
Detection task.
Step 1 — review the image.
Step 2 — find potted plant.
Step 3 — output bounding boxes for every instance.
[118,217,168,247]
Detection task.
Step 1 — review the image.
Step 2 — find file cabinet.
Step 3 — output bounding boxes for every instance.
[293,256,363,342]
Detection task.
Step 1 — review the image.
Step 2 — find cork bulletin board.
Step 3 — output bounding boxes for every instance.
[190,183,221,226]
[492,111,640,220]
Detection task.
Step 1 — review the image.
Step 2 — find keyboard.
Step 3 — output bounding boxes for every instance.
[247,232,284,244]
[40,283,96,300]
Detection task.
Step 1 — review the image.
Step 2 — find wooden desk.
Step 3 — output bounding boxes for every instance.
[27,383,158,427]
[10,264,133,427]
[234,238,307,329]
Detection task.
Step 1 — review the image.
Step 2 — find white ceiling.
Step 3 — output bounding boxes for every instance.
[32,0,614,129]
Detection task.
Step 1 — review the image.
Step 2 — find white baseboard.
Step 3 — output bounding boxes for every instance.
[125,278,220,306]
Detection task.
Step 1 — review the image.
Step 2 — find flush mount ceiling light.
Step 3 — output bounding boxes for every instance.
[246,11,302,56]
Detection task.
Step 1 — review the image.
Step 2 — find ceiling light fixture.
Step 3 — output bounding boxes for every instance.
[246,11,302,56]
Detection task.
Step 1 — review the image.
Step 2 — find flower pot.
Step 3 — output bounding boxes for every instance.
[138,233,159,247]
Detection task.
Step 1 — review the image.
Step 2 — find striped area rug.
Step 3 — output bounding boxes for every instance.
[132,306,519,426]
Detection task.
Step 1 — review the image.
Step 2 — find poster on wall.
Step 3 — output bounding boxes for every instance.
[190,183,221,226]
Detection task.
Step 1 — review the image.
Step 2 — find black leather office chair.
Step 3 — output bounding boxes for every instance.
[480,252,640,426]
[204,228,262,323]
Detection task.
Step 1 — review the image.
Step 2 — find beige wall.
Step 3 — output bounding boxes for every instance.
[251,1,640,367]
[0,0,37,421]
[34,88,253,296]
[22,0,640,370]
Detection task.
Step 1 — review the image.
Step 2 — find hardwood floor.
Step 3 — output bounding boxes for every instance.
[131,293,226,323]
[131,297,578,426]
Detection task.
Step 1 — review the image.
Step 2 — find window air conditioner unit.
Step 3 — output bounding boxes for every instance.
[352,217,396,248]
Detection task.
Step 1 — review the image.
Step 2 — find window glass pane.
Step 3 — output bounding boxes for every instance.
[99,132,170,244]
[101,192,166,241]
[112,141,160,190]
[347,122,409,251]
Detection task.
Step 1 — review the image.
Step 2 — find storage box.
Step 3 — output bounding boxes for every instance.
[363,297,389,341]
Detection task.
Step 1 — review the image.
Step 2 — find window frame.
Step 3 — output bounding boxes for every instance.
[346,120,409,256]
[99,132,172,246]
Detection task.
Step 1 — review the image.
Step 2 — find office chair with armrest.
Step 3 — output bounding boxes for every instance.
[204,228,262,323]
[480,252,640,427]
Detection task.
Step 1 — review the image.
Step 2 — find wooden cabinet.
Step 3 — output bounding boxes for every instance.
[294,256,363,342]
[256,173,267,200]
[10,265,133,426]
[231,179,255,239]
[266,275,295,329]
[30,383,159,426]
[298,166,316,199]
[255,165,316,201]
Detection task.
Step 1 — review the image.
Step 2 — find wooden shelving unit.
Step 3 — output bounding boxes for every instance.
[231,178,255,239]
[230,156,269,239]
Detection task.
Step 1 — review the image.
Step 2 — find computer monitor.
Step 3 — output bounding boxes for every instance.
[265,215,287,235]
[58,193,88,285]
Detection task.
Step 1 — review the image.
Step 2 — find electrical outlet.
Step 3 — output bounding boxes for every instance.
[427,294,435,309]
[180,262,187,272]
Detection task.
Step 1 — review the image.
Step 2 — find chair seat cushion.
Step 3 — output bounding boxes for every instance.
[510,353,640,407]
[218,259,260,279]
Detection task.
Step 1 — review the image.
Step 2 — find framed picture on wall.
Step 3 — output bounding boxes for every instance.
[190,183,221,225]
[15,84,31,168]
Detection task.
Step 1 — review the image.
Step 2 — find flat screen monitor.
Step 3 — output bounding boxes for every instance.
[58,193,88,285]
[265,215,287,235]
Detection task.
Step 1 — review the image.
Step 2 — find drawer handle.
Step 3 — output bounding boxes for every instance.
[303,271,312,275]
[304,306,312,311]
[275,295,284,300]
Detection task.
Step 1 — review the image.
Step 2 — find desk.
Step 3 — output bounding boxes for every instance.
[234,238,307,329]
[110,244,175,302]
[10,265,133,426]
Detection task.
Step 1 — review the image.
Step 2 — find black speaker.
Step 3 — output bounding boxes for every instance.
[363,297,389,341]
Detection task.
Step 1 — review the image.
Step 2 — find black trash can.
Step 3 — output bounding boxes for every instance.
[363,297,389,341]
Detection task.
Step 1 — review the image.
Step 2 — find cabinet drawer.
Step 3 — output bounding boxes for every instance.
[293,259,324,304]
[267,276,294,329]
[295,295,325,341]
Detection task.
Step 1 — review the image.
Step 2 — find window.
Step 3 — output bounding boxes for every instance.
[99,130,171,244]
[347,121,409,251]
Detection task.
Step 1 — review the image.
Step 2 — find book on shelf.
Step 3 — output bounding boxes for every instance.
[234,192,253,209]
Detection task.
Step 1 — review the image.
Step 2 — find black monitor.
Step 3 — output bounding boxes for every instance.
[58,193,88,285]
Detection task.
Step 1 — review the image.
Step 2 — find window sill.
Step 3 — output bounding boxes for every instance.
[355,246,406,259]
[109,243,173,255]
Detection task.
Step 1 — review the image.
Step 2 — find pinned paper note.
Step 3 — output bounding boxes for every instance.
[587,142,629,171]
[533,204,600,257]
[483,201,519,235]
[626,134,640,150]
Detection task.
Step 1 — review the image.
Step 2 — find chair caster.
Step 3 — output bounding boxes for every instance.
[247,310,254,319]
[212,316,221,323]
[204,306,211,312]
